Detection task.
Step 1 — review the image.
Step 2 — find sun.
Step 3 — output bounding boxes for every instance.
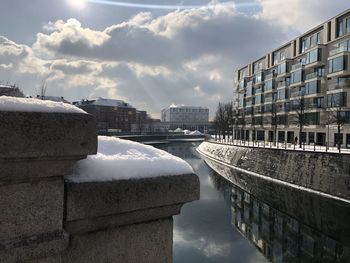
[68,0,87,9]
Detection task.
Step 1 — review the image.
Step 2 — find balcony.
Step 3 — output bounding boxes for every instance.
[305,71,325,81]
[277,80,289,88]
[329,45,350,57]
[291,62,304,71]
[327,83,350,92]
[265,72,276,80]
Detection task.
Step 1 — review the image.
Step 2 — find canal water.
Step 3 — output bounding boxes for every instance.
[156,142,350,263]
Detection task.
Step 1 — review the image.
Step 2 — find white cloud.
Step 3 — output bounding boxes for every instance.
[1,1,347,118]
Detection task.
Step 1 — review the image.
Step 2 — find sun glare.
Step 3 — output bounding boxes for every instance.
[68,0,87,9]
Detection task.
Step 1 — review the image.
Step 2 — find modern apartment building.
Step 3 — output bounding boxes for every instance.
[233,9,350,147]
[161,105,210,131]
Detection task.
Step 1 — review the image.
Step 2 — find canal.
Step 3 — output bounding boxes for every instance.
[156,142,350,263]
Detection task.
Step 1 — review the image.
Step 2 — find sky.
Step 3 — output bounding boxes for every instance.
[0,0,349,119]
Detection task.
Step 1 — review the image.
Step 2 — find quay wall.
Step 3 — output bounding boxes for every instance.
[197,141,350,200]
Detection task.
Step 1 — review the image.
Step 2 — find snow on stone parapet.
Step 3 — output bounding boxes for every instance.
[67,136,194,182]
[0,96,86,114]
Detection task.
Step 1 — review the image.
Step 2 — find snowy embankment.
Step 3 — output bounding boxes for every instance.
[67,136,194,182]
[0,96,85,113]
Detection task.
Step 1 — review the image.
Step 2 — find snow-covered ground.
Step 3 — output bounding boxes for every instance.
[67,136,194,182]
[0,96,85,113]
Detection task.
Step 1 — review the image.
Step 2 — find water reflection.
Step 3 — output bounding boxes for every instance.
[156,142,350,262]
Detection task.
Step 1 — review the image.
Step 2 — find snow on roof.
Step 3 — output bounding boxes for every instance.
[89,97,133,108]
[0,96,86,113]
[66,136,193,182]
[189,130,203,135]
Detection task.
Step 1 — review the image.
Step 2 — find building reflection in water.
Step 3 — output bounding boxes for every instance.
[209,169,350,263]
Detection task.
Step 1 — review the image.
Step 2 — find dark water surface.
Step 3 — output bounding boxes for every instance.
[156,142,350,263]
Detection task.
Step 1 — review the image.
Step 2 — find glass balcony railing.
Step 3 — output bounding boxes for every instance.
[329,46,350,56]
[265,72,276,80]
[277,81,289,88]
[291,62,304,71]
[328,83,350,91]
[305,71,325,80]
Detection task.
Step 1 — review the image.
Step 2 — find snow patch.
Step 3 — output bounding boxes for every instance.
[0,96,85,113]
[67,136,193,182]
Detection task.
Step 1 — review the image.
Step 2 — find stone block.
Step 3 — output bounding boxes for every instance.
[0,231,68,263]
[0,178,64,240]
[0,112,97,160]
[65,174,200,222]
[63,218,173,263]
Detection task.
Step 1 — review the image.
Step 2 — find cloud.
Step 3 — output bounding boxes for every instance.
[1,1,347,118]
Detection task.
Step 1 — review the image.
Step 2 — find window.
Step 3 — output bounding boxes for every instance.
[255,94,263,104]
[305,112,320,125]
[328,56,347,73]
[291,70,303,84]
[280,50,285,61]
[310,35,314,48]
[277,88,286,100]
[347,17,350,34]
[306,48,320,64]
[277,62,287,75]
[316,32,321,44]
[305,80,320,95]
[273,52,278,65]
[338,19,343,37]
[246,85,254,96]
[327,92,346,107]
[265,79,274,91]
[301,38,307,53]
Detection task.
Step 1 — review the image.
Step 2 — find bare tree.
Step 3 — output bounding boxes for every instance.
[38,80,47,100]
[291,96,307,148]
[271,103,278,145]
[328,105,347,152]
[214,102,233,140]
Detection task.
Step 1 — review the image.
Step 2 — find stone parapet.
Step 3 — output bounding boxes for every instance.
[65,174,199,234]
[0,111,97,262]
[0,109,199,263]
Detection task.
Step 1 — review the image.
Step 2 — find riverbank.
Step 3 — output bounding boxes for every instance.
[197,141,350,201]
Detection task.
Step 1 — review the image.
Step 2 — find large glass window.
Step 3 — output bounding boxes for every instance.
[277,62,287,75]
[291,69,303,84]
[277,88,286,100]
[306,48,320,64]
[305,112,320,125]
[347,17,350,34]
[239,79,245,89]
[238,94,245,107]
[316,32,321,44]
[327,92,346,107]
[273,53,278,65]
[338,19,343,37]
[265,79,274,91]
[310,35,314,48]
[305,80,320,95]
[328,56,347,73]
[301,38,307,53]
[280,50,285,61]
[255,94,263,104]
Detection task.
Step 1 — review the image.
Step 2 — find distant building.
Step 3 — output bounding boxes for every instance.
[73,97,136,132]
[36,95,69,103]
[161,105,210,132]
[0,84,24,97]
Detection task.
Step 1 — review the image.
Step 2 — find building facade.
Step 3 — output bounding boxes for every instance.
[0,84,24,97]
[73,97,136,132]
[234,9,350,147]
[161,105,210,132]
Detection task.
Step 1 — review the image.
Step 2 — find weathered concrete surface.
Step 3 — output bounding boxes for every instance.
[65,204,182,234]
[0,159,77,183]
[0,112,97,159]
[65,174,199,222]
[63,218,173,263]
[198,141,350,200]
[0,231,68,263]
[0,178,64,240]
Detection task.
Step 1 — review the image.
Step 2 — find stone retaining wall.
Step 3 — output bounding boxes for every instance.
[197,141,350,200]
